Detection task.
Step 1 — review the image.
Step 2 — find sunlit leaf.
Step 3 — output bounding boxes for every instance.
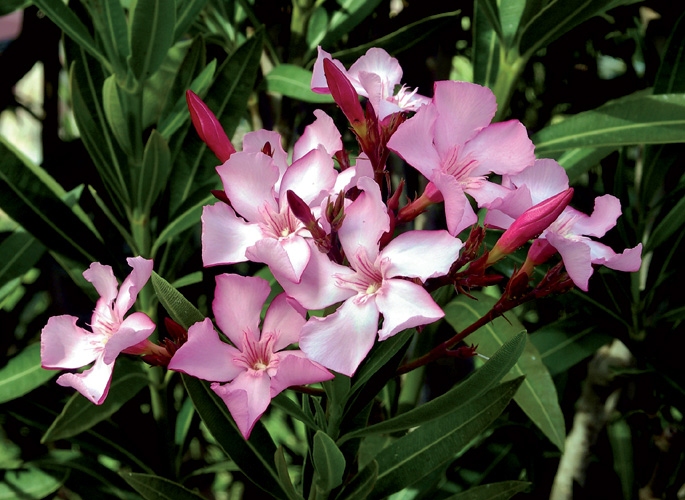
[263,64,334,103]
[121,472,205,500]
[0,344,56,404]
[129,0,176,81]
[0,466,67,500]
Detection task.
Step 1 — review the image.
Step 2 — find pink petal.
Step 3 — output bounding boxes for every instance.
[380,230,463,280]
[431,171,477,236]
[293,109,342,161]
[41,315,101,369]
[201,203,262,266]
[245,234,311,283]
[102,312,156,364]
[333,156,374,193]
[82,262,118,306]
[338,176,389,262]
[168,318,243,382]
[299,298,379,376]
[218,151,279,223]
[115,257,153,318]
[214,274,270,347]
[56,354,114,405]
[387,104,440,180]
[263,293,306,351]
[545,232,593,291]
[588,241,643,272]
[464,120,535,177]
[467,180,514,209]
[506,159,569,205]
[572,195,622,238]
[275,240,355,310]
[376,279,444,340]
[432,81,497,155]
[484,185,534,229]
[242,129,289,182]
[311,47,350,94]
[212,371,271,439]
[357,71,384,119]
[279,148,337,206]
[347,48,403,92]
[269,351,333,396]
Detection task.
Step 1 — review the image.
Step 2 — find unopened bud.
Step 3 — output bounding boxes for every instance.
[186,90,236,163]
[323,59,366,129]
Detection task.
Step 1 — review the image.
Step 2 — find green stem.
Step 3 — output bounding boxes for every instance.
[491,52,526,122]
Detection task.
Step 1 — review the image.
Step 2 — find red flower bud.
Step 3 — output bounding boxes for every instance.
[487,188,574,265]
[186,90,236,163]
[323,59,366,129]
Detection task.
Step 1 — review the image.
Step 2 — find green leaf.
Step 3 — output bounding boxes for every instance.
[533,93,685,155]
[608,419,633,500]
[367,377,524,499]
[270,392,319,431]
[263,64,334,103]
[0,231,45,290]
[339,332,526,444]
[121,472,205,500]
[41,359,148,442]
[334,460,377,500]
[553,146,616,184]
[137,130,171,212]
[0,137,108,265]
[103,75,133,156]
[174,396,195,447]
[0,344,56,404]
[181,375,287,500]
[0,466,67,500]
[129,0,176,81]
[174,0,210,42]
[443,481,531,500]
[313,431,346,492]
[319,0,382,49]
[84,0,130,80]
[306,6,328,50]
[530,321,612,377]
[274,446,305,500]
[444,293,566,451]
[33,0,110,71]
[498,0,526,48]
[645,193,685,252]
[472,2,500,89]
[151,271,205,329]
[151,194,213,258]
[0,0,30,16]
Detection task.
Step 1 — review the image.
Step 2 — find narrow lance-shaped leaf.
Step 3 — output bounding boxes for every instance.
[128,0,176,81]
[121,472,206,500]
[0,343,56,404]
[84,0,130,80]
[0,231,45,290]
[533,93,685,155]
[0,137,109,265]
[444,481,532,500]
[444,292,566,451]
[338,332,526,443]
[367,377,524,499]
[320,0,383,49]
[137,130,171,213]
[313,431,346,493]
[103,75,133,156]
[473,1,501,89]
[174,0,210,42]
[335,460,378,500]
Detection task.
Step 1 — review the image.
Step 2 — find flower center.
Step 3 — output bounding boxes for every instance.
[334,248,383,304]
[442,146,483,189]
[235,330,279,375]
[547,210,581,240]
[258,203,302,240]
[90,305,121,346]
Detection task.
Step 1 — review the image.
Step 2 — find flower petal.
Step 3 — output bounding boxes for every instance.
[242,129,289,182]
[275,240,355,310]
[293,109,342,162]
[245,234,311,283]
[214,274,270,347]
[279,148,337,207]
[168,318,242,382]
[56,354,114,405]
[545,232,593,291]
[338,176,389,262]
[82,262,118,307]
[212,371,271,439]
[571,194,622,238]
[102,312,156,364]
[376,279,444,340]
[431,171,477,236]
[464,120,535,177]
[380,230,463,280]
[387,103,440,180]
[219,151,279,223]
[263,293,306,351]
[115,257,153,319]
[432,81,497,154]
[299,298,379,376]
[201,203,262,266]
[269,351,333,397]
[41,315,101,369]
[506,159,569,205]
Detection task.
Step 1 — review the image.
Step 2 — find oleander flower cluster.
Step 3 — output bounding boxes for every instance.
[40,47,642,439]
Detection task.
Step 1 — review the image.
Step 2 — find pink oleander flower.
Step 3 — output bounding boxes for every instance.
[168,274,333,439]
[274,176,464,376]
[41,257,157,404]
[388,80,535,236]
[486,159,642,290]
[311,47,430,120]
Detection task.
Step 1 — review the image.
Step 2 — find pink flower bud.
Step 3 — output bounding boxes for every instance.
[186,90,236,163]
[487,188,574,264]
[323,59,366,128]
